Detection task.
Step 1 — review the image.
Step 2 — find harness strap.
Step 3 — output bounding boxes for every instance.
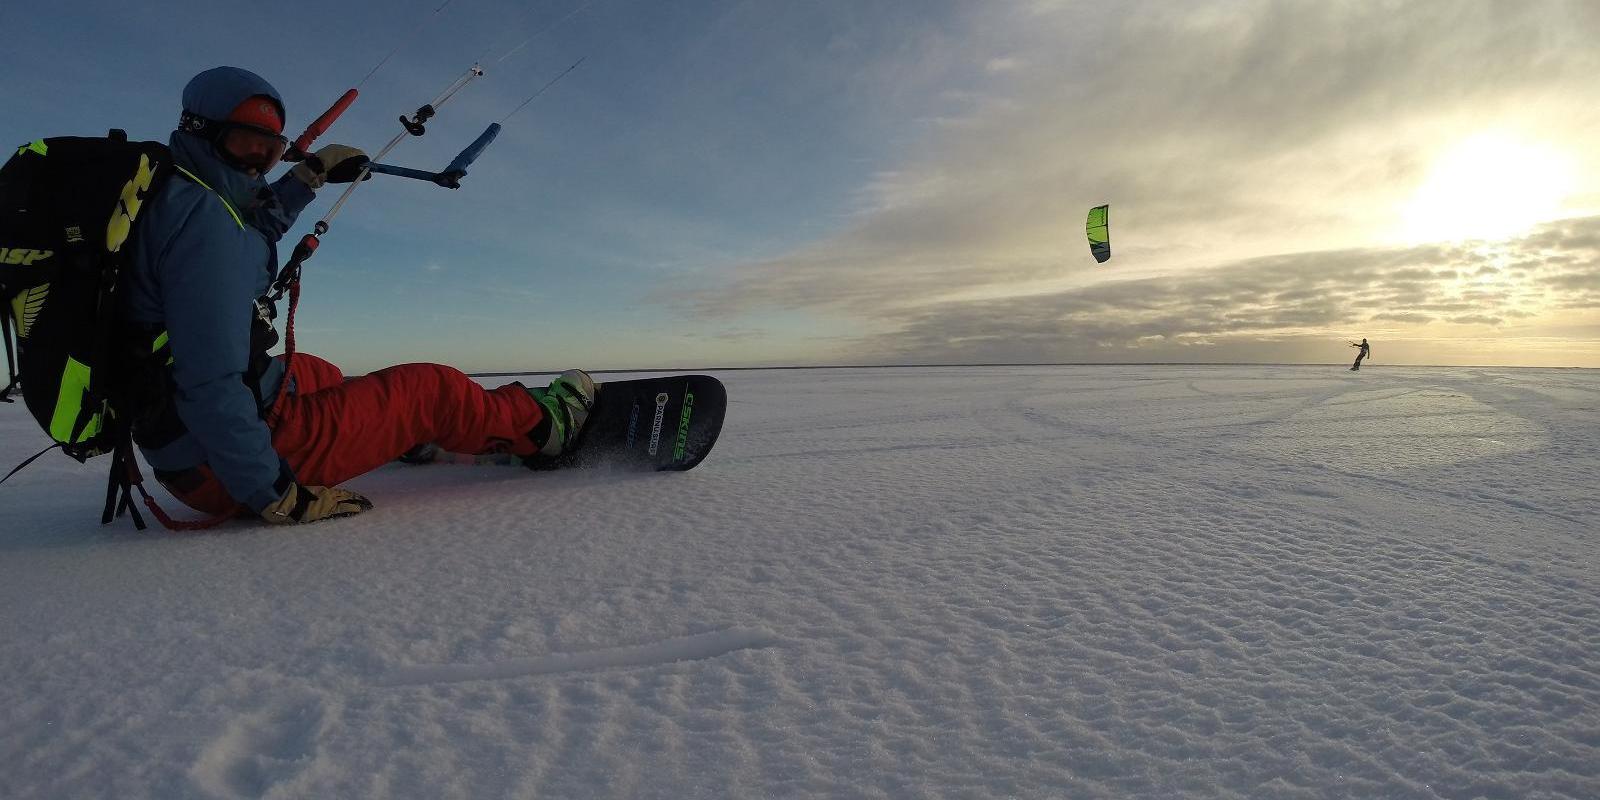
[1,303,17,402]
[101,443,146,530]
[1,443,60,487]
[101,437,234,532]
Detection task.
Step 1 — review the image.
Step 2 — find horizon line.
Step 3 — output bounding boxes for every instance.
[469,361,1599,378]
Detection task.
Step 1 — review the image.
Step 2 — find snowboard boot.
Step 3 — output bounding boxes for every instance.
[524,369,598,461]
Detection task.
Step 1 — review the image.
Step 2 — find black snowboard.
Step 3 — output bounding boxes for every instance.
[527,374,727,472]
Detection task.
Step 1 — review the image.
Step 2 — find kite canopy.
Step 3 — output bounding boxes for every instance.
[1087,204,1110,263]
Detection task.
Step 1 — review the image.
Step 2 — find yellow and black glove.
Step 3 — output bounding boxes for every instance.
[260,480,372,525]
[290,144,371,189]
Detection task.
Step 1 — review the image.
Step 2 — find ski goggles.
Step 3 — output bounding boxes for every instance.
[217,122,290,175]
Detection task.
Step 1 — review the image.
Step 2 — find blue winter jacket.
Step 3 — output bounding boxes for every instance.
[119,67,316,512]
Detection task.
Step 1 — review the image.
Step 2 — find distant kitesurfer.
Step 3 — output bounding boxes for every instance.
[1349,338,1371,371]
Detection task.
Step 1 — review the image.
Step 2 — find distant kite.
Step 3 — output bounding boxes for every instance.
[1087,204,1110,263]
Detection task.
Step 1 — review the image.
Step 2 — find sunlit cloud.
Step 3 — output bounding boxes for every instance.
[1399,132,1578,244]
[674,0,1600,366]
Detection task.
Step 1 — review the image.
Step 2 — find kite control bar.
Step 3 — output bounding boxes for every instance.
[270,65,491,300]
[271,56,578,296]
[362,123,502,188]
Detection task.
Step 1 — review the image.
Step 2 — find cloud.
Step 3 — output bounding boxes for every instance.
[660,2,1600,365]
[1547,271,1600,291]
[1371,311,1434,324]
[984,57,1021,74]
[673,1,1600,321]
[1447,315,1504,326]
[835,219,1599,364]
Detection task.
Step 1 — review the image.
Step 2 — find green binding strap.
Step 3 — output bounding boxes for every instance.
[16,140,47,157]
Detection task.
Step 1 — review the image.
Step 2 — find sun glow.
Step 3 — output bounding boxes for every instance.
[1400,132,1575,244]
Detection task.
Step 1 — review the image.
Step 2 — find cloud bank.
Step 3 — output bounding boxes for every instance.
[864,217,1600,365]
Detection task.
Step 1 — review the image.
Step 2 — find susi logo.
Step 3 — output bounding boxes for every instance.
[647,392,670,456]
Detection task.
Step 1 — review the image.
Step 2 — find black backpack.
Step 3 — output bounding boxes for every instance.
[0,131,177,528]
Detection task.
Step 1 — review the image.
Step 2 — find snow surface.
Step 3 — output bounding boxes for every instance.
[2,365,1597,799]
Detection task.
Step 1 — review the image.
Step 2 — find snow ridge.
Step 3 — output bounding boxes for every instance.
[379,627,779,686]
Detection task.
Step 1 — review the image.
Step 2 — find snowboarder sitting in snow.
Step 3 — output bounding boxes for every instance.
[1349,338,1371,370]
[122,66,595,525]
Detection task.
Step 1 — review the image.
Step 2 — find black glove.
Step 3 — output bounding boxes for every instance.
[291,144,371,189]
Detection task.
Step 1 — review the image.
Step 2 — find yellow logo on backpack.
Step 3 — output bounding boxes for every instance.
[0,247,53,265]
[107,154,157,253]
[10,283,49,340]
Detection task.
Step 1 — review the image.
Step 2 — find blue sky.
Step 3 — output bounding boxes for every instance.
[6,1,1600,370]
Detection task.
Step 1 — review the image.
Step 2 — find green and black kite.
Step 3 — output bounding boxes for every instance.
[1087,204,1110,263]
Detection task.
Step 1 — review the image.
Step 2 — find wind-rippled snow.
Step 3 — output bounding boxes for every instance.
[1,365,1596,799]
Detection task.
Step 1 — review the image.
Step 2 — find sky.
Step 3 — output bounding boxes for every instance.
[3,365,1597,797]
[5,0,1600,371]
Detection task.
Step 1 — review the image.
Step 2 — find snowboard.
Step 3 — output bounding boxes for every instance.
[404,375,727,472]
[535,374,726,472]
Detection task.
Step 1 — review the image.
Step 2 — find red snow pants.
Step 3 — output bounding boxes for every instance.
[161,353,546,515]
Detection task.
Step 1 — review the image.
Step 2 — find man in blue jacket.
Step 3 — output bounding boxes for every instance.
[122,67,593,526]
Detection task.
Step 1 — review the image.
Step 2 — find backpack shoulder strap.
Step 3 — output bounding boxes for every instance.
[170,165,244,229]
